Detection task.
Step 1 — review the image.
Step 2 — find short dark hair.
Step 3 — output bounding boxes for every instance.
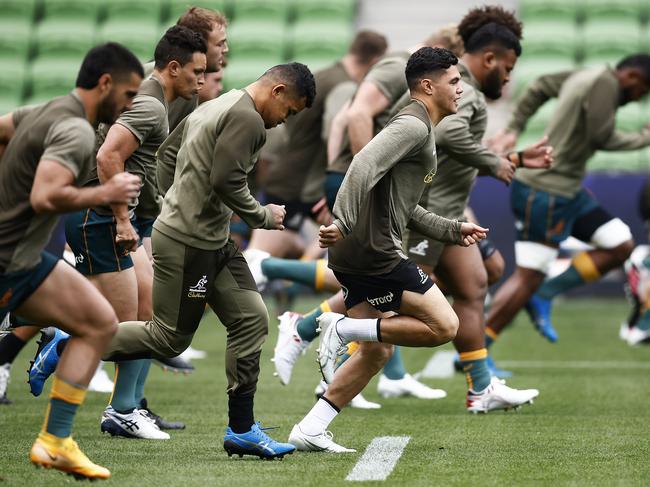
[458,5,522,56]
[348,30,388,64]
[405,47,458,90]
[76,42,144,89]
[177,6,228,42]
[154,25,207,70]
[263,62,316,108]
[617,53,650,83]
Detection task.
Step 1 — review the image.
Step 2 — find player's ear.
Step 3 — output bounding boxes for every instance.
[420,78,434,96]
[97,73,113,95]
[167,60,181,77]
[272,84,286,98]
[483,50,497,70]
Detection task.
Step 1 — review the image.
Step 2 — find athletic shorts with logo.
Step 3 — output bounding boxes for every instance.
[0,251,59,323]
[333,259,434,312]
[65,209,137,275]
[511,179,614,245]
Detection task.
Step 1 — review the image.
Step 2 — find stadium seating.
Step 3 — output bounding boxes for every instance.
[0,61,27,113]
[40,0,102,22]
[582,19,645,64]
[104,0,164,24]
[33,20,96,60]
[28,58,81,101]
[227,21,287,62]
[0,20,33,64]
[521,20,579,63]
[290,20,352,62]
[1,0,38,23]
[98,20,163,62]
[230,0,289,23]
[519,0,580,23]
[293,0,356,22]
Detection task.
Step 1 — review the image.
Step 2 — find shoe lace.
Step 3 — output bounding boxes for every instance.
[0,364,10,396]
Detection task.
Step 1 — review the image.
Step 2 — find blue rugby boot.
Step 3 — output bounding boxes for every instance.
[525,294,559,343]
[28,327,69,396]
[224,422,296,460]
[486,354,512,378]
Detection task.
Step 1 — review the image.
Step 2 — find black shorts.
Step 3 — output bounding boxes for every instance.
[333,259,434,312]
[265,193,318,232]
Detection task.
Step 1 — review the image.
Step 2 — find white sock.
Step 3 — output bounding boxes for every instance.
[336,317,379,343]
[298,398,339,436]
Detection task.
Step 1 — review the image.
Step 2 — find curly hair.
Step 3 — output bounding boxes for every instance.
[264,62,317,108]
[457,6,522,56]
[458,5,522,43]
[405,47,459,90]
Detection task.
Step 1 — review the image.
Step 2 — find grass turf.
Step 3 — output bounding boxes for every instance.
[0,297,648,486]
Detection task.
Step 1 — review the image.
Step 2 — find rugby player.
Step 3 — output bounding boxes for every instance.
[0,43,143,479]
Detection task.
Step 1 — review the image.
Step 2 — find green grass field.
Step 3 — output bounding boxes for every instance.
[1,297,649,486]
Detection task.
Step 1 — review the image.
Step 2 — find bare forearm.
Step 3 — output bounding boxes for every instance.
[33,185,109,214]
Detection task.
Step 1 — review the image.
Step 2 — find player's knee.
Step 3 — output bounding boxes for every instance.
[438,312,459,344]
[85,305,118,342]
[454,270,488,303]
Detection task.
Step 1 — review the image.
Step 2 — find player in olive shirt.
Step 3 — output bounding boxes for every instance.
[485,54,650,347]
[0,44,143,479]
[288,48,489,453]
[39,63,316,458]
[63,26,206,439]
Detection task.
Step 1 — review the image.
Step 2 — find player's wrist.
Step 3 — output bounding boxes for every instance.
[507,150,524,168]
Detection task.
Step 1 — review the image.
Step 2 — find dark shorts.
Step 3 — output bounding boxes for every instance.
[65,209,134,275]
[133,215,156,243]
[0,252,59,322]
[511,180,608,245]
[325,171,345,211]
[333,259,434,312]
[265,192,319,232]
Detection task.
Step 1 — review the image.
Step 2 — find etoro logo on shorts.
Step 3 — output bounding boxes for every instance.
[409,240,429,256]
[367,292,394,307]
[188,275,208,298]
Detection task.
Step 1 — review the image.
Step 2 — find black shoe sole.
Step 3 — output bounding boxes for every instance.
[223,440,294,460]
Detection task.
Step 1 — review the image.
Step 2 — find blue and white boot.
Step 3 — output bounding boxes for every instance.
[28,327,69,396]
[223,422,296,460]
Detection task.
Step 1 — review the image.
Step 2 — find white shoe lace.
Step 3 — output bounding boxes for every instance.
[0,364,10,396]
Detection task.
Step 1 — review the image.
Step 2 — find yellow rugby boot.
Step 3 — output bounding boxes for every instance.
[30,432,111,480]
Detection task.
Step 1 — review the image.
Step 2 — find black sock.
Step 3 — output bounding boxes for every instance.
[228,394,255,433]
[0,332,27,365]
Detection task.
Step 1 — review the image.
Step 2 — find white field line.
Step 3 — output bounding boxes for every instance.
[416,350,456,379]
[498,360,650,369]
[346,436,410,482]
